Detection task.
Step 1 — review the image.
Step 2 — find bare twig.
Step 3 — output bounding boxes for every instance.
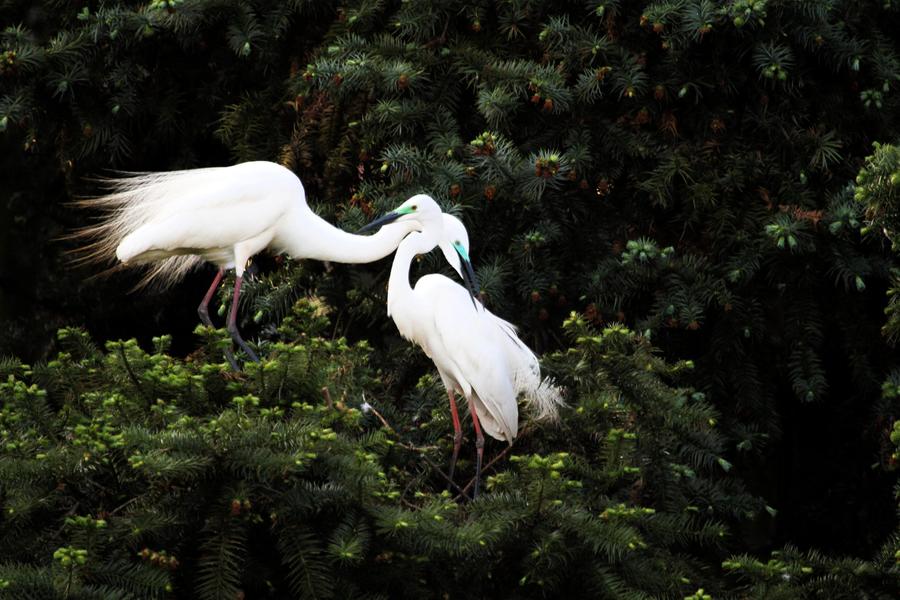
[321,386,333,409]
[363,396,470,500]
[110,496,140,516]
[367,404,394,434]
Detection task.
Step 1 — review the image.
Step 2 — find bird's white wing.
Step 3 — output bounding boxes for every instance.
[116,195,287,263]
[481,309,539,385]
[115,164,301,263]
[481,305,563,423]
[108,162,297,216]
[72,161,302,287]
[418,276,519,442]
[432,281,562,425]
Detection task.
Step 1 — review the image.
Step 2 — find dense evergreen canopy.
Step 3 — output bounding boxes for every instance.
[1,1,899,598]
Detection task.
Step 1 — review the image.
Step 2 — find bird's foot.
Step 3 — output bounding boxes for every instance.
[226,324,259,365]
[473,438,485,499]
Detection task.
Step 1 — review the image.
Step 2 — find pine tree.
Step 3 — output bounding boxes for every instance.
[3,0,900,597]
[0,301,762,598]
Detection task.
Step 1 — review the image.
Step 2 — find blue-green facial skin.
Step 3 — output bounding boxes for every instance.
[453,242,470,263]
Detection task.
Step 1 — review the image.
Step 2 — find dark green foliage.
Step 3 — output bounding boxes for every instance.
[723,544,900,600]
[3,0,900,598]
[1,302,759,598]
[855,142,900,343]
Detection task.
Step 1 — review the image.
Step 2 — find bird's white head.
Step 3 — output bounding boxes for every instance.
[358,194,443,237]
[359,196,480,302]
[397,193,442,220]
[439,214,479,297]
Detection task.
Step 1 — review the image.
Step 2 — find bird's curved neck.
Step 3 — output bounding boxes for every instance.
[279,206,416,264]
[387,231,438,316]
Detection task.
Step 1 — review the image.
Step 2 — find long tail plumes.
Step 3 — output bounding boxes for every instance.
[66,168,224,289]
[486,308,566,423]
[521,374,566,423]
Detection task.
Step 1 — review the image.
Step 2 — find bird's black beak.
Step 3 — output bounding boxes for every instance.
[462,258,479,298]
[453,244,480,308]
[358,211,402,234]
[460,259,480,308]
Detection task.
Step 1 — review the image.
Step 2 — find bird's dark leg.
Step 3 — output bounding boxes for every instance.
[446,389,463,488]
[197,268,239,371]
[470,403,485,499]
[226,275,259,364]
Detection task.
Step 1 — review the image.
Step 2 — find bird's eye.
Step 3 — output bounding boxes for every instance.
[454,240,461,246]
[411,204,418,210]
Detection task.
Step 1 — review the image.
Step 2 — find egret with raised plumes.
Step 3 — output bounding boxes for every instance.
[71,161,422,368]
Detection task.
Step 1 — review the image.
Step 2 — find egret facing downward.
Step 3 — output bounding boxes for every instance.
[71,161,420,368]
[360,195,563,496]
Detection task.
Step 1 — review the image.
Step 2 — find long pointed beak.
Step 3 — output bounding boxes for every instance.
[358,211,402,233]
[452,244,480,308]
[460,259,480,308]
[462,258,479,298]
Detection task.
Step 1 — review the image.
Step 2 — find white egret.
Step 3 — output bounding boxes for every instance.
[70,161,421,367]
[360,195,563,496]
